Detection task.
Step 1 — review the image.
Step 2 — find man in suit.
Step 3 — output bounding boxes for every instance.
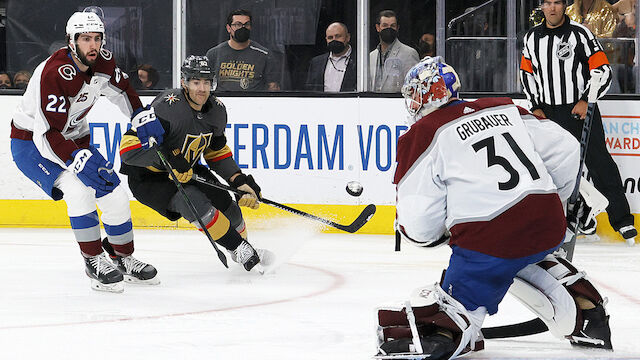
[305,22,356,92]
[370,10,420,93]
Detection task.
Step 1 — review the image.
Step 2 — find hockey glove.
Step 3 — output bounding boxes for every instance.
[567,194,597,235]
[165,150,193,184]
[131,105,164,148]
[67,147,120,198]
[230,173,261,209]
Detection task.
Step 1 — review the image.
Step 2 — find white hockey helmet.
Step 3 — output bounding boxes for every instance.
[66,11,105,54]
[401,56,460,122]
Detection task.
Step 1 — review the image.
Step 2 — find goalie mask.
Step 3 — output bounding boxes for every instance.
[66,11,105,58]
[401,56,460,122]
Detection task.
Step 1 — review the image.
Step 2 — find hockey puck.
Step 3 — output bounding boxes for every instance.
[346,181,363,197]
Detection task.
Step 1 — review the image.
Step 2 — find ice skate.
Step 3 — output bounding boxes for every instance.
[230,240,274,272]
[619,225,637,246]
[569,304,613,350]
[376,334,456,360]
[84,253,124,293]
[102,238,160,285]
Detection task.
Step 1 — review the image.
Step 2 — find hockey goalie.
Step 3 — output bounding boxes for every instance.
[375,57,612,359]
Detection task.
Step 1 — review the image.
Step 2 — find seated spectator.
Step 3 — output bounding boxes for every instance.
[305,22,356,92]
[205,9,280,91]
[137,64,159,89]
[13,70,31,89]
[417,33,435,59]
[566,0,618,37]
[369,10,419,93]
[0,72,13,89]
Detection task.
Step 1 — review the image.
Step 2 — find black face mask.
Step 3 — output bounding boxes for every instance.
[0,84,10,89]
[15,82,27,89]
[233,27,251,43]
[327,40,346,55]
[379,28,398,44]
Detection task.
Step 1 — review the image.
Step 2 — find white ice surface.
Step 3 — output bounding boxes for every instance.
[0,226,639,360]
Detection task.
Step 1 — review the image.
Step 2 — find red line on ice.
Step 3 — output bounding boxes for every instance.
[0,263,345,330]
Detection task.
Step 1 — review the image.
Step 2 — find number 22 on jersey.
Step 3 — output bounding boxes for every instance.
[45,94,67,113]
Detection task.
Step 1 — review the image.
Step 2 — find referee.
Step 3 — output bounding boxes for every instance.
[520,0,637,243]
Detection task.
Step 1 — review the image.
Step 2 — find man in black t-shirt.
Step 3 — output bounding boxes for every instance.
[205,9,280,92]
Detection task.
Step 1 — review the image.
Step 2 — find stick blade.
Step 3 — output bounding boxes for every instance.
[336,204,376,233]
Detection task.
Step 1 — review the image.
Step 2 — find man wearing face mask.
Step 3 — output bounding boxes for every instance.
[205,9,280,92]
[305,22,356,92]
[369,10,420,93]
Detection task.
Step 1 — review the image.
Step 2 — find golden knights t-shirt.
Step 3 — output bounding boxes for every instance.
[205,40,278,91]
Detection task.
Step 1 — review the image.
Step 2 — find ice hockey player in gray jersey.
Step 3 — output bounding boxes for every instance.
[119,55,270,271]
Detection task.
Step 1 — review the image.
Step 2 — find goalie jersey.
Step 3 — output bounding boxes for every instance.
[394,98,580,258]
[119,88,240,180]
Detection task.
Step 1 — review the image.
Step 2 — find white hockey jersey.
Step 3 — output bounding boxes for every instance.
[10,47,142,167]
[394,98,580,258]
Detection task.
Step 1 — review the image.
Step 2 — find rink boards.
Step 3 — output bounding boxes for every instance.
[0,95,638,238]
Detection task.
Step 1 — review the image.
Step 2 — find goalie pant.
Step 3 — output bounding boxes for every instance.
[375,254,610,360]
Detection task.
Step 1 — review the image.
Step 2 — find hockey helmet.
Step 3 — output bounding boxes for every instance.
[181,55,215,82]
[66,11,105,41]
[401,56,460,121]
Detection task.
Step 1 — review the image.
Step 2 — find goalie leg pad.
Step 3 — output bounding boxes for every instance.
[376,283,485,360]
[513,254,609,346]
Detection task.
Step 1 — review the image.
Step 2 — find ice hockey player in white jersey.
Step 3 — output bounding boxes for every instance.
[375,57,613,359]
[9,10,165,292]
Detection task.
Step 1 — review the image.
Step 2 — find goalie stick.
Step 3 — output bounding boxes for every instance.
[192,173,376,233]
[482,70,605,339]
[153,142,229,268]
[561,68,604,262]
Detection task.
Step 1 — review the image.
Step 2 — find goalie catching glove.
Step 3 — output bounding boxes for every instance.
[229,173,261,209]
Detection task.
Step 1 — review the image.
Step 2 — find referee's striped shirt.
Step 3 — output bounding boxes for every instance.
[520,15,611,110]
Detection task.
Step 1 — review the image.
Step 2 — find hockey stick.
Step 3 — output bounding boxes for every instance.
[152,142,229,268]
[483,71,606,339]
[481,318,548,339]
[192,173,376,233]
[561,68,603,262]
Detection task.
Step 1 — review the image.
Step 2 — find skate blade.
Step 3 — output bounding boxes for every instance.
[373,353,429,360]
[124,275,161,285]
[90,279,124,293]
[626,237,635,246]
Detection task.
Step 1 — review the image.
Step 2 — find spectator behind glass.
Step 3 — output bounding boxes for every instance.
[417,33,435,59]
[369,10,419,93]
[0,72,13,89]
[13,70,32,89]
[305,22,356,92]
[566,0,618,37]
[611,0,636,92]
[137,64,159,90]
[205,9,280,92]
